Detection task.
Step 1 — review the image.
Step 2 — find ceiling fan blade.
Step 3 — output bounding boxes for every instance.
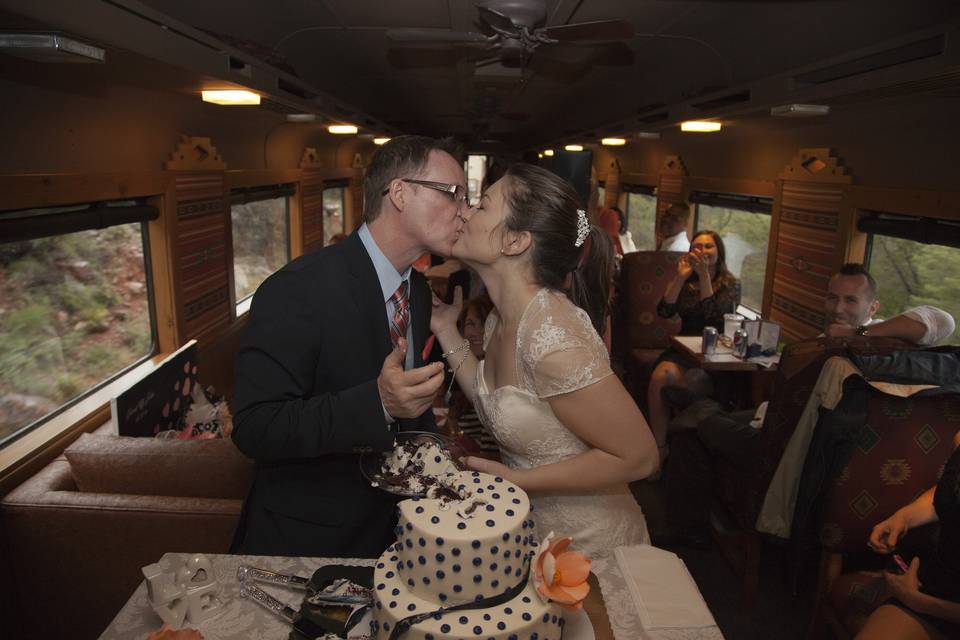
[386,28,491,44]
[478,6,522,37]
[541,19,634,42]
[544,41,635,66]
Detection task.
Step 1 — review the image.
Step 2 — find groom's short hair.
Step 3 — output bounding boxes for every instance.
[363,135,463,223]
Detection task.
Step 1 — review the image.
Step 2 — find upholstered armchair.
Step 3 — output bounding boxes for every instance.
[808,385,958,639]
[616,251,683,405]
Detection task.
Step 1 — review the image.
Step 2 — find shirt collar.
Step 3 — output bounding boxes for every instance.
[358,223,412,303]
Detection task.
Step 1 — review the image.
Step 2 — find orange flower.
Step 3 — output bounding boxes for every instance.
[147,624,204,640]
[532,532,591,611]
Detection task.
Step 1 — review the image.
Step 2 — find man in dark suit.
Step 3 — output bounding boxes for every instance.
[231,136,467,557]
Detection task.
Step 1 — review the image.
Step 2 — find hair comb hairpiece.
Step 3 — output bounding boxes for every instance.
[574,209,589,247]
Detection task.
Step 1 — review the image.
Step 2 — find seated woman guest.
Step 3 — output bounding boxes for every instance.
[857,432,960,639]
[646,230,740,460]
[445,294,499,459]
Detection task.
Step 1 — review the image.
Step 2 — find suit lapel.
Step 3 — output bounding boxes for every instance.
[344,232,393,367]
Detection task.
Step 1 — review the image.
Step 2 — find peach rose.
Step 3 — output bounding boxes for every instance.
[146,624,204,640]
[531,532,591,611]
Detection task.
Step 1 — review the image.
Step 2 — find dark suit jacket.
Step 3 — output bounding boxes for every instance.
[231,231,435,558]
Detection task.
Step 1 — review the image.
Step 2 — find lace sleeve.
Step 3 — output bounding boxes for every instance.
[517,290,613,398]
[482,309,499,352]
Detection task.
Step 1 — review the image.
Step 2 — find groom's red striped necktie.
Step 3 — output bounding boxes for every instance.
[388,280,410,348]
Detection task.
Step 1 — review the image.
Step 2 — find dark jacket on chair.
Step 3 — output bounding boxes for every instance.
[231,231,435,558]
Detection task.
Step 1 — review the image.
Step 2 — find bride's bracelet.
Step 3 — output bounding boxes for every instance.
[442,339,471,359]
[445,348,471,399]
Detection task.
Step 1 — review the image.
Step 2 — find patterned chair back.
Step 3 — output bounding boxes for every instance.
[619,251,683,349]
[819,388,959,553]
[716,335,920,530]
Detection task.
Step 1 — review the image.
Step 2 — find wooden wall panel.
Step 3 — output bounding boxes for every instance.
[655,155,687,230]
[173,173,232,344]
[767,149,853,340]
[300,169,325,254]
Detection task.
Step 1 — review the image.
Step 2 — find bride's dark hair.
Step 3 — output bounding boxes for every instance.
[502,163,612,335]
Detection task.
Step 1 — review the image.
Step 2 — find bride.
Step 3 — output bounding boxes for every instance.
[431,163,659,558]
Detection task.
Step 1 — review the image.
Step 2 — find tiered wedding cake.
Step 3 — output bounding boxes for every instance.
[371,470,565,640]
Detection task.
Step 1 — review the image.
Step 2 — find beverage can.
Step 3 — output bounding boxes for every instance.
[702,326,718,354]
[733,328,749,358]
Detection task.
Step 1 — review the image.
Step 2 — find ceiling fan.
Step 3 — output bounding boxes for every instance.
[386,0,635,68]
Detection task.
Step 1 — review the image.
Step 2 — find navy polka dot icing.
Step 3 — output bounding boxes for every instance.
[452,547,461,556]
[506,509,515,516]
[491,579,499,588]
[505,607,513,614]
[551,615,558,623]
[431,516,439,524]
[508,486,516,492]
[483,614,492,621]
[459,616,469,624]
[418,556,426,565]
[522,612,532,621]
[407,603,416,611]
[376,562,384,569]
[383,622,390,631]
[512,498,521,504]
[405,539,413,548]
[457,523,467,530]
[485,504,495,512]
[473,575,482,583]
[385,571,394,578]
[391,588,400,596]
[502,533,510,541]
[436,553,445,562]
[441,624,451,633]
[436,537,444,545]
[492,493,501,499]
[406,560,413,568]
[472,540,481,549]
[377,583,385,591]
[522,596,531,603]
[405,522,412,531]
[476,488,484,494]
[490,563,498,571]
[473,478,481,484]
[473,557,482,566]
[407,578,415,587]
[423,576,431,584]
[474,626,483,635]
[436,570,445,579]
[486,519,495,527]
[415,506,424,514]
[389,601,397,608]
[495,476,503,482]
[439,593,447,601]
[452,563,461,572]
[542,613,550,622]
[497,622,506,631]
[453,584,462,592]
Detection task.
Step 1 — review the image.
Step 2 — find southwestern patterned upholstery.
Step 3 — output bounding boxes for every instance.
[617,251,682,403]
[811,385,959,638]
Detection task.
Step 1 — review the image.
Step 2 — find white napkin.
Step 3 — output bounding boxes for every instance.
[614,544,716,630]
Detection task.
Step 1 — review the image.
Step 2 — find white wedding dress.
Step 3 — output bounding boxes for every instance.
[473,288,650,561]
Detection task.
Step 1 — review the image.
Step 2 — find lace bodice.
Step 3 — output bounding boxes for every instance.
[473,288,649,561]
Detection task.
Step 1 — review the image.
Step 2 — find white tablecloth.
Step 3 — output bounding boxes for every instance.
[100,552,723,640]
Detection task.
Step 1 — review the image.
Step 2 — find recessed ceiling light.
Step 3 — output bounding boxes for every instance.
[202,90,260,106]
[543,149,554,157]
[286,113,317,123]
[680,121,721,132]
[373,137,391,145]
[771,104,830,117]
[637,132,661,139]
[564,144,584,151]
[601,137,626,146]
[328,124,358,134]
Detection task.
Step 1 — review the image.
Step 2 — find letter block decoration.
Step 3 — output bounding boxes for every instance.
[143,554,224,627]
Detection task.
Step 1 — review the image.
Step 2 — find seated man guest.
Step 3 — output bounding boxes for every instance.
[656,203,691,252]
[230,135,466,558]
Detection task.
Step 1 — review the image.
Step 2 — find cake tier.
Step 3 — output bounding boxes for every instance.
[393,471,536,606]
[372,550,564,640]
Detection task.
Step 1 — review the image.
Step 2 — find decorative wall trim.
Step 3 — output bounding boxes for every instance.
[779,148,851,184]
[300,147,321,169]
[164,135,226,171]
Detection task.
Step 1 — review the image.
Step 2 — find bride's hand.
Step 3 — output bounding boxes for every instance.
[462,456,519,485]
[431,286,463,336]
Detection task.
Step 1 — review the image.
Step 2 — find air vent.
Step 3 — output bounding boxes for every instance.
[636,111,669,125]
[825,69,960,105]
[259,98,302,115]
[794,35,945,86]
[277,78,310,99]
[636,102,666,114]
[691,90,751,110]
[228,56,251,77]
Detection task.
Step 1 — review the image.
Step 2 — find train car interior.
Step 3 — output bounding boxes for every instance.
[1,1,959,639]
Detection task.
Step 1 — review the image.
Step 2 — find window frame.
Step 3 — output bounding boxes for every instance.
[621,184,658,252]
[321,179,349,247]
[228,184,293,312]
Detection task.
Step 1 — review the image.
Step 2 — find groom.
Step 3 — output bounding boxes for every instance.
[231,136,467,557]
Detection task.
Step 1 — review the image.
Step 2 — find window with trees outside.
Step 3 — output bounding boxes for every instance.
[231,187,291,307]
[0,211,155,448]
[862,213,960,335]
[694,193,773,314]
[624,186,657,251]
[323,183,347,247]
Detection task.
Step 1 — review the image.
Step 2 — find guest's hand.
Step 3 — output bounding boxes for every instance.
[677,254,693,279]
[884,557,923,608]
[868,510,910,554]
[462,456,518,484]
[824,323,857,338]
[689,250,710,281]
[431,286,463,336]
[377,338,445,419]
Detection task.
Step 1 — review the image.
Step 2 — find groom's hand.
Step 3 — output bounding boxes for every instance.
[378,338,445,419]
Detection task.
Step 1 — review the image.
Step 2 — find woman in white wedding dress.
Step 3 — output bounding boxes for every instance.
[431,163,659,560]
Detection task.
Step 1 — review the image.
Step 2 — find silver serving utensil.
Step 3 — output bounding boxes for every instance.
[239,582,334,638]
[238,566,372,605]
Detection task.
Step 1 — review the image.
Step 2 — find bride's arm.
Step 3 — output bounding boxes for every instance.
[466,376,660,491]
[431,287,480,403]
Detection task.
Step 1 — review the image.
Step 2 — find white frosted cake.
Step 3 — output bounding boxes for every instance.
[371,470,566,640]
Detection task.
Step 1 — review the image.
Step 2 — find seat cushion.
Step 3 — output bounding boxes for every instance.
[65,433,253,499]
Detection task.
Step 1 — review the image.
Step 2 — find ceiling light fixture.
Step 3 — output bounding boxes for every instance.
[0,32,105,63]
[637,132,661,139]
[328,124,358,134]
[543,149,554,157]
[564,144,584,151]
[286,113,318,123]
[201,90,260,106]
[680,121,721,133]
[771,104,830,117]
[601,138,626,146]
[373,137,391,145]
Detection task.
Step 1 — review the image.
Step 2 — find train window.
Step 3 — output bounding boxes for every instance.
[623,185,657,251]
[323,181,347,246]
[465,155,488,206]
[0,207,156,448]
[861,212,960,326]
[597,183,605,209]
[692,192,774,314]
[230,185,292,307]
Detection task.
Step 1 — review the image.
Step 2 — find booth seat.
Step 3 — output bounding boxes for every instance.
[0,426,253,639]
[616,251,683,405]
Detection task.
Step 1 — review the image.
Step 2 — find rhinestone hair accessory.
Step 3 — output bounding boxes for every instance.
[574,208,590,247]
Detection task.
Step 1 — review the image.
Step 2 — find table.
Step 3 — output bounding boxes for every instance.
[670,335,780,372]
[100,553,722,640]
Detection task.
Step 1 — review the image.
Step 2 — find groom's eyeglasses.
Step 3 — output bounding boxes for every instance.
[382,179,468,206]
